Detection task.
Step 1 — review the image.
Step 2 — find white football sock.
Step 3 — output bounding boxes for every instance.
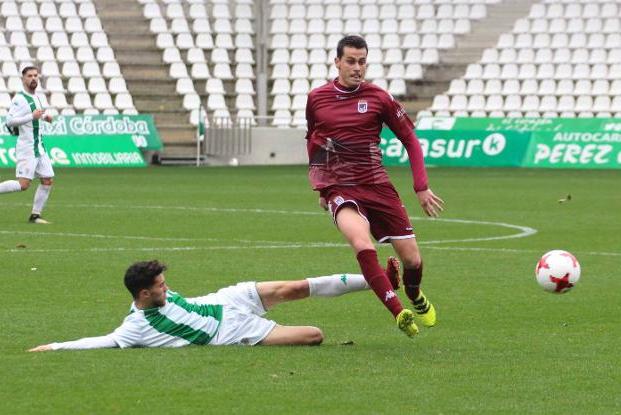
[32,184,52,215]
[306,274,369,297]
[0,180,22,194]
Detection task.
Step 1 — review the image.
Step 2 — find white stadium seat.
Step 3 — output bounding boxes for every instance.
[73,93,93,111]
[94,93,114,110]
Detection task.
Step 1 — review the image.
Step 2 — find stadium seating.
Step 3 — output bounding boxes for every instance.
[0,0,136,116]
[138,0,497,127]
[435,1,621,118]
[265,0,493,127]
[5,0,617,135]
[141,0,257,126]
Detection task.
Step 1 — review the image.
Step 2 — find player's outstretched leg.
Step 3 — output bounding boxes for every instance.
[0,179,23,194]
[257,273,372,310]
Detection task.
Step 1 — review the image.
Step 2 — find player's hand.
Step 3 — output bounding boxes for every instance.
[319,197,328,211]
[32,109,45,120]
[416,189,444,218]
[28,344,53,352]
[43,113,53,122]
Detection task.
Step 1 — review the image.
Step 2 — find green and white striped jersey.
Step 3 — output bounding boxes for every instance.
[5,90,47,158]
[110,290,223,348]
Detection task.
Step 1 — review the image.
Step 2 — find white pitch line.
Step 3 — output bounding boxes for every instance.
[0,202,537,244]
[0,202,325,216]
[0,230,217,242]
[423,246,621,257]
[5,242,346,253]
[6,243,621,258]
[418,217,537,243]
[0,230,297,245]
[0,218,534,246]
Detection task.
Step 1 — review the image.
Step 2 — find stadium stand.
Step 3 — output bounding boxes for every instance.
[135,0,499,129]
[2,0,620,159]
[429,0,621,118]
[139,0,256,129]
[0,0,135,117]
[265,0,497,127]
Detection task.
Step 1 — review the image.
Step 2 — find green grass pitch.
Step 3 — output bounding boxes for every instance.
[1,166,619,414]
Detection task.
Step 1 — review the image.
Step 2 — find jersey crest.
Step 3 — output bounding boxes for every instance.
[357,100,368,113]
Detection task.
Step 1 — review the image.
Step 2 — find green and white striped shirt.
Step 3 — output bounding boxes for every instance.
[5,90,46,158]
[111,290,223,348]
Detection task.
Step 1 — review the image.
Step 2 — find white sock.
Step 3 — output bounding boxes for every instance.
[0,180,22,194]
[306,274,370,297]
[32,184,52,215]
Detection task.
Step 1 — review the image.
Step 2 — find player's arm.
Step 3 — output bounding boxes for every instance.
[382,94,444,217]
[400,129,444,217]
[28,334,119,352]
[28,316,142,352]
[5,96,43,127]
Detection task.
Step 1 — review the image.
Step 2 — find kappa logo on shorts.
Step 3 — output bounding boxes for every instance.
[357,100,368,113]
[334,196,345,206]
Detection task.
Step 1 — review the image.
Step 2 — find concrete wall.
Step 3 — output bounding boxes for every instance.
[235,127,308,166]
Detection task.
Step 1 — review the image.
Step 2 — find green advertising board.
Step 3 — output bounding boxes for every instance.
[524,130,621,168]
[381,117,621,169]
[0,114,162,151]
[0,135,145,167]
[429,117,621,133]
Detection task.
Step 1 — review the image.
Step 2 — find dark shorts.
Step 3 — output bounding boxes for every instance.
[319,183,415,243]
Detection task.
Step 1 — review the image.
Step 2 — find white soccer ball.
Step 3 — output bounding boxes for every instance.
[535,250,581,294]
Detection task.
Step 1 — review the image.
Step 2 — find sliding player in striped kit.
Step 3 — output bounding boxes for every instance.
[29,258,402,351]
[1,66,54,224]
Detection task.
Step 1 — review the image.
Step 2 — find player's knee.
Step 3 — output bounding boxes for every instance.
[349,235,375,252]
[278,281,309,300]
[402,255,422,270]
[305,327,324,345]
[41,178,53,186]
[19,181,30,191]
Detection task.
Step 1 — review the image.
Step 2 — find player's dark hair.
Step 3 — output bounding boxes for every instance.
[336,35,368,58]
[124,260,167,298]
[21,66,38,76]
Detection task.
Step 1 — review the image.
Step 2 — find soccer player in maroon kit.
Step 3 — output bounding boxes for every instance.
[305,35,445,337]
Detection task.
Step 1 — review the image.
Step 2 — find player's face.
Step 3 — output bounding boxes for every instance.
[145,274,168,308]
[335,47,367,88]
[22,69,39,92]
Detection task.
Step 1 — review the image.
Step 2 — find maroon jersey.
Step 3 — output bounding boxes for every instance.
[305,79,428,192]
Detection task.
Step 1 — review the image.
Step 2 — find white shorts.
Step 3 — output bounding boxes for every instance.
[194,282,277,346]
[16,153,54,180]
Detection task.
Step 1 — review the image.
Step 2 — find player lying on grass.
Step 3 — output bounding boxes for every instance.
[29,258,402,351]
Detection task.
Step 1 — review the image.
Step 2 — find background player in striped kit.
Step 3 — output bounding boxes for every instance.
[1,66,55,224]
[29,258,401,351]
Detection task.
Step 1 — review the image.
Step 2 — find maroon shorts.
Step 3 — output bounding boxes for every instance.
[319,183,415,243]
